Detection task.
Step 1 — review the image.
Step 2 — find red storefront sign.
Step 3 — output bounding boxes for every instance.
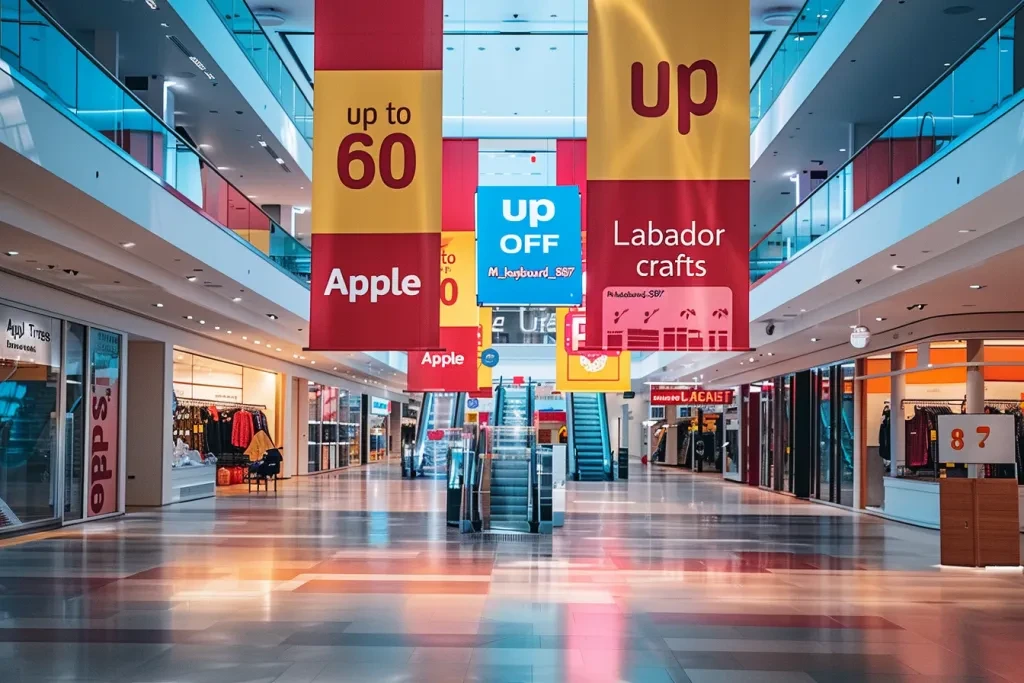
[651,387,735,406]
[407,326,479,392]
[89,375,118,517]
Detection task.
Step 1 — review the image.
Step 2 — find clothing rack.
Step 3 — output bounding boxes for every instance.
[177,398,266,410]
[900,399,961,406]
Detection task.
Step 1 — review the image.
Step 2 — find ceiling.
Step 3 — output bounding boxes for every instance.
[749,0,1020,242]
[41,0,313,210]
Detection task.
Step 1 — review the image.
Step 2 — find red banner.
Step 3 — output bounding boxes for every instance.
[586,0,749,352]
[310,233,440,351]
[309,0,442,351]
[407,326,479,392]
[651,387,735,406]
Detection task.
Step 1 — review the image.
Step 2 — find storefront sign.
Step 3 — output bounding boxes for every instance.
[555,307,631,392]
[586,0,749,352]
[88,329,121,517]
[407,326,479,392]
[0,304,56,366]
[370,397,390,416]
[937,414,1016,464]
[491,307,557,344]
[308,2,442,351]
[476,186,583,305]
[651,387,735,406]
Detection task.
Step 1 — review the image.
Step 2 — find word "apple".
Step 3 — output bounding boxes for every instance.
[420,351,466,368]
[323,267,421,303]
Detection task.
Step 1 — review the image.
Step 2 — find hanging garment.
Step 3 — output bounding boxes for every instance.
[244,429,276,461]
[878,407,891,461]
[231,410,255,448]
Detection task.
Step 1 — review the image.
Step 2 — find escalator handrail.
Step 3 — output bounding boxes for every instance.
[566,392,578,480]
[597,393,613,480]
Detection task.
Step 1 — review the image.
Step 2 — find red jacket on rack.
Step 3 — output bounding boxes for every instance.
[231,410,255,449]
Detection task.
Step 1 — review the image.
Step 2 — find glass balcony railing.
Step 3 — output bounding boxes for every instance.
[750,0,847,130]
[207,0,313,146]
[750,5,1024,283]
[3,0,311,285]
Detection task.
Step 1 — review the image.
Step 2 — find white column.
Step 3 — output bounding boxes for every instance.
[665,407,679,466]
[125,341,172,506]
[965,340,985,414]
[279,374,297,478]
[890,351,906,477]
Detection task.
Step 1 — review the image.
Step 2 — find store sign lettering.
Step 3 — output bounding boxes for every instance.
[4,315,51,357]
[650,387,734,406]
[631,60,719,136]
[89,389,114,515]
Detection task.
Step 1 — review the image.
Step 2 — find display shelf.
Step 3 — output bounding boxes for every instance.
[170,464,216,503]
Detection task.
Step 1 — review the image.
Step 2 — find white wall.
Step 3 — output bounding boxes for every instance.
[603,393,645,458]
[125,341,172,506]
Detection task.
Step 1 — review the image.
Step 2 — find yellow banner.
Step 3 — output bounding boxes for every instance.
[312,70,442,235]
[588,0,749,181]
[555,308,631,392]
[440,231,477,328]
[477,307,492,390]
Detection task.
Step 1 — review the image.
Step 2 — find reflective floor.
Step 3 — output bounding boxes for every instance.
[2,462,1024,682]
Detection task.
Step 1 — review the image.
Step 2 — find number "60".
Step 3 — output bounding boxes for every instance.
[337,132,416,190]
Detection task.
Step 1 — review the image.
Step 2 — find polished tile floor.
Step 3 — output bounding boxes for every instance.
[2,462,1023,682]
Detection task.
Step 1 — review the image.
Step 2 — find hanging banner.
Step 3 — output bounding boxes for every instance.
[407,326,479,392]
[440,232,477,327]
[586,0,749,352]
[478,307,493,391]
[476,186,583,306]
[555,307,631,392]
[308,1,442,351]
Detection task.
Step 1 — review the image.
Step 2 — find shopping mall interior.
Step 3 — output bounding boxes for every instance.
[3,0,1024,681]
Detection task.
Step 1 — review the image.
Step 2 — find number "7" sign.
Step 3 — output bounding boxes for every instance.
[941,414,1014,464]
[951,426,991,450]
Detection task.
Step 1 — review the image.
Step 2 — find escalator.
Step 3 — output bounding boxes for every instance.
[568,393,611,481]
[490,384,534,531]
[412,392,465,478]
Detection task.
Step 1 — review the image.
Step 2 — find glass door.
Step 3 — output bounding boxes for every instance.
[759,383,773,488]
[62,322,86,522]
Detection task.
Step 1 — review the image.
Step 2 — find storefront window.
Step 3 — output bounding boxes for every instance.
[348,394,363,465]
[0,304,62,529]
[87,328,121,518]
[308,383,355,473]
[839,363,855,505]
[63,322,86,521]
[367,396,390,463]
[816,367,831,501]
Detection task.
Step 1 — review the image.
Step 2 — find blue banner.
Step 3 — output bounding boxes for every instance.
[476,186,583,306]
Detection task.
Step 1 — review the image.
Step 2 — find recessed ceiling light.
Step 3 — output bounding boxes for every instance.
[257,139,268,147]
[198,143,212,150]
[275,158,285,165]
[766,352,774,356]
[839,148,846,152]
[300,355,306,360]
[893,95,901,99]
[185,315,193,320]
[293,354,299,359]
[907,303,927,311]
[198,320,206,324]
[5,251,18,256]
[811,337,819,342]
[849,325,857,329]
[266,343,271,347]
[310,360,315,364]
[266,313,278,320]
[186,275,197,282]
[232,297,242,302]
[944,62,951,67]
[214,326,220,330]
[892,264,905,270]
[276,347,282,352]
[242,335,248,340]
[876,317,887,322]
[254,340,261,345]
[969,284,985,289]
[958,229,976,233]
[160,22,168,27]
[153,303,164,308]
[979,16,987,21]
[217,166,231,171]
[247,195,258,199]
[226,330,232,334]
[333,366,338,370]
[748,357,756,362]
[799,308,807,313]
[119,241,136,248]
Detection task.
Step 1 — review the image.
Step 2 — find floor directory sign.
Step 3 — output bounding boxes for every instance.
[477,186,583,306]
[308,1,442,351]
[586,0,750,352]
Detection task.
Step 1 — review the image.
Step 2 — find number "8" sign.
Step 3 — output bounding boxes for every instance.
[337,132,416,190]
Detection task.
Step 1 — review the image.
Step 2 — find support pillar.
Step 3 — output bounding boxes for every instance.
[793,370,812,498]
[665,406,678,466]
[125,341,172,506]
[965,340,984,414]
[890,351,906,477]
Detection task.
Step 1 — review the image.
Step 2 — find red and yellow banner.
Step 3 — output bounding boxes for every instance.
[308,1,442,351]
[555,307,631,392]
[585,0,749,352]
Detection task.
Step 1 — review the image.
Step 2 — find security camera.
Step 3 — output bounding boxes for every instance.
[765,322,776,336]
